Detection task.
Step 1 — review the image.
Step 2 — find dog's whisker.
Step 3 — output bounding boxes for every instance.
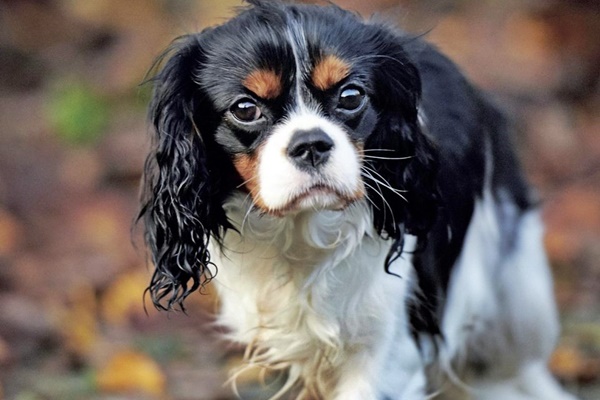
[363,155,414,161]
[361,149,396,152]
[363,179,397,230]
[361,171,397,229]
[240,193,256,234]
[236,175,259,189]
[361,187,380,211]
[361,166,408,203]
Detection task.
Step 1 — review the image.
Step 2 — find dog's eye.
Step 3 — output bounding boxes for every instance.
[231,100,262,122]
[338,86,365,111]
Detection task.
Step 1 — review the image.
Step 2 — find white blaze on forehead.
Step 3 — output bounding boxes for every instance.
[257,111,363,212]
[286,20,311,112]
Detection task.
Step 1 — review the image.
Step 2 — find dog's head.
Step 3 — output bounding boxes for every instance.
[140,0,439,309]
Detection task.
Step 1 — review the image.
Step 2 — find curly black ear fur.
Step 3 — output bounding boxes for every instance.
[139,34,231,311]
[364,33,440,269]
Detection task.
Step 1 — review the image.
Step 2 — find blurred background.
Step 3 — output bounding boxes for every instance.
[0,0,599,399]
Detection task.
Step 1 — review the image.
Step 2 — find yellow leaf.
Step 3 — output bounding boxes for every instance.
[550,344,586,380]
[101,271,149,325]
[59,285,98,357]
[96,350,166,396]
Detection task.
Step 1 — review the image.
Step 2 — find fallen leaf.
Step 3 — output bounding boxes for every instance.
[95,350,166,396]
[101,270,149,326]
[58,285,98,357]
[550,343,586,381]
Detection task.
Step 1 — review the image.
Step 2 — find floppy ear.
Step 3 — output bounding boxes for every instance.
[139,33,230,311]
[363,35,440,268]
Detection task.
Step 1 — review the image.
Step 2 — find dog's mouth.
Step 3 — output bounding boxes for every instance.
[291,184,347,208]
[265,183,364,217]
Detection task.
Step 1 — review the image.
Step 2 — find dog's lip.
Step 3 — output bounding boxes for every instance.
[292,183,340,201]
[268,183,353,216]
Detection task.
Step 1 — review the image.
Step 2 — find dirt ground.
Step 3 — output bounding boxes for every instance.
[0,0,599,399]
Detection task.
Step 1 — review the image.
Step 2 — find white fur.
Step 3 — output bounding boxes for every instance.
[440,192,577,400]
[213,194,424,399]
[286,19,310,112]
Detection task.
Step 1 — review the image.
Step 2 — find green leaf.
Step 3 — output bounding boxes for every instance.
[48,83,109,146]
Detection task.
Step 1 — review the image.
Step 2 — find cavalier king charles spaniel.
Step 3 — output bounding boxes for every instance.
[139,1,577,399]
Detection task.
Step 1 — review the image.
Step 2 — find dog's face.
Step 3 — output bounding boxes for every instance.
[140,1,439,309]
[198,8,389,215]
[208,61,370,215]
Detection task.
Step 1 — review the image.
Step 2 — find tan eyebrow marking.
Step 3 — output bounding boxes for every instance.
[311,55,351,91]
[242,69,282,99]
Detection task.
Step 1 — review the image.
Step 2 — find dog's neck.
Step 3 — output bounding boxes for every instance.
[221,193,375,274]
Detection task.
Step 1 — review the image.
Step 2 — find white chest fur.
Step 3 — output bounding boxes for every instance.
[211,195,419,398]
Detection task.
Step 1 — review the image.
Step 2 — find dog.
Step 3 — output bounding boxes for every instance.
[139,1,577,399]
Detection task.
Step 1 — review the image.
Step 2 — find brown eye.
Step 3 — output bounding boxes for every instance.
[338,86,365,111]
[231,99,262,122]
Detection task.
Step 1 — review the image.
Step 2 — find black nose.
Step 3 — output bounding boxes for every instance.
[287,128,334,170]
